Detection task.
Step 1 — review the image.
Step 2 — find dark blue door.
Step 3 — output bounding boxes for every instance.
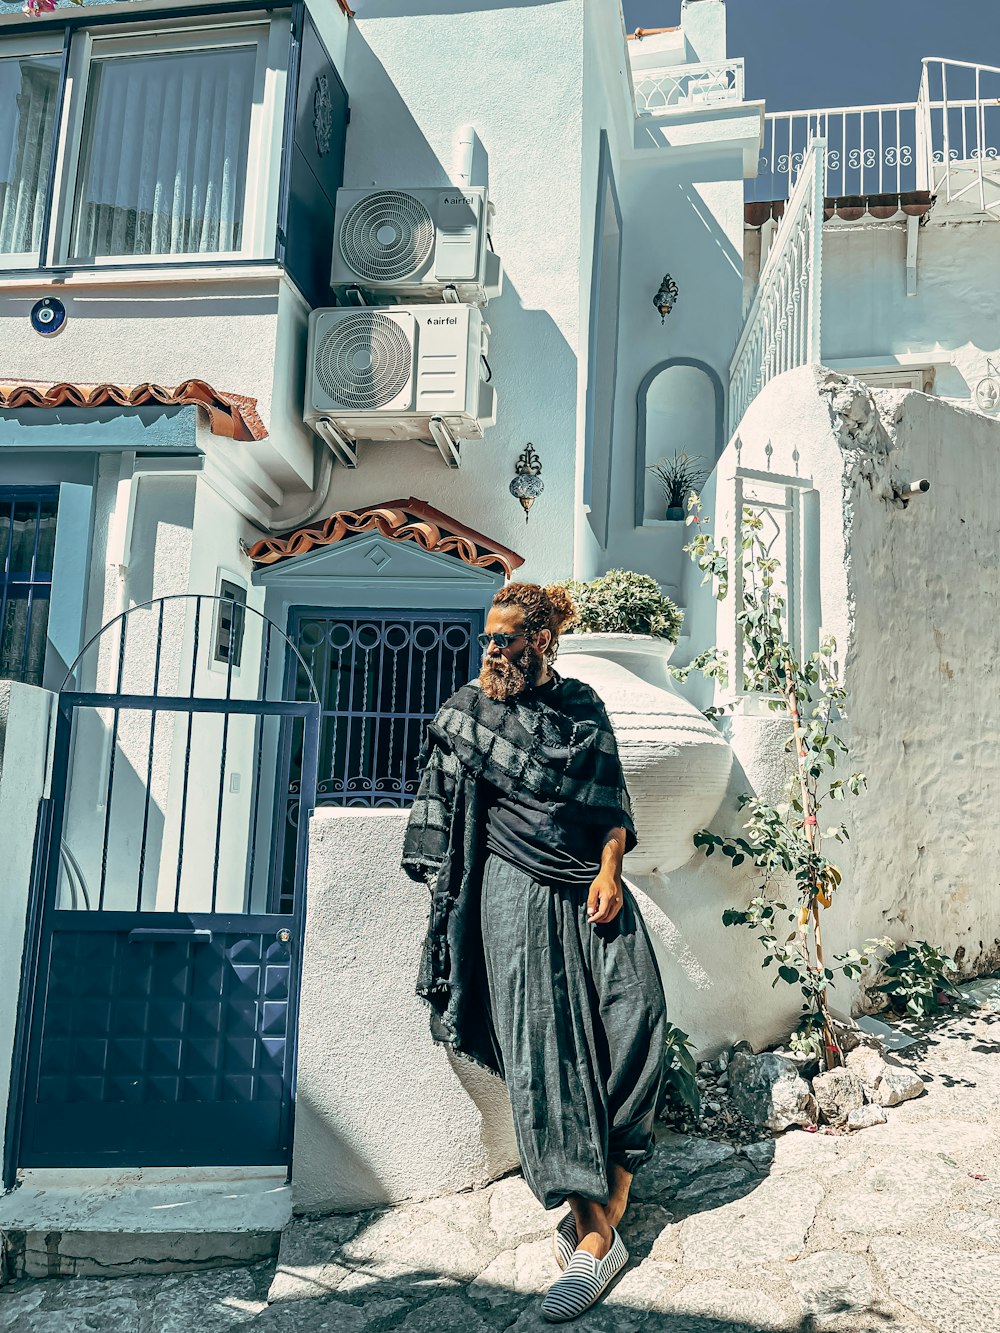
[8,597,320,1174]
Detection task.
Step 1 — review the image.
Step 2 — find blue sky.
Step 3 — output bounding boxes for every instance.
[621,1,1000,111]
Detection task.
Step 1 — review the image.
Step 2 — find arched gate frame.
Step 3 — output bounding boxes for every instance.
[5,596,320,1182]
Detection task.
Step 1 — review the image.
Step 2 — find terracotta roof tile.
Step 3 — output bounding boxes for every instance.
[745,190,934,227]
[0,378,267,442]
[627,26,679,39]
[247,496,524,578]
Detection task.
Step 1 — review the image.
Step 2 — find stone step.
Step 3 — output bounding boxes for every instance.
[0,1166,291,1278]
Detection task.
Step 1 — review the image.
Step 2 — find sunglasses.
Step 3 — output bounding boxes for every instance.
[477,631,526,650]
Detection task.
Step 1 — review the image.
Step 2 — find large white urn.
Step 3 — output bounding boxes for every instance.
[558,634,733,875]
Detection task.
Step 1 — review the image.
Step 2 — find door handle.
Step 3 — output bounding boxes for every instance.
[128,928,214,944]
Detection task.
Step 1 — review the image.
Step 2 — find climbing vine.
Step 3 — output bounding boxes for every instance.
[675,496,871,1067]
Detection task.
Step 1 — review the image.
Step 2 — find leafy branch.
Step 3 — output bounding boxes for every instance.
[682,496,869,1068]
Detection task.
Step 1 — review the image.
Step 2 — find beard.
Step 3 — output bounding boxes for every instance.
[479,643,544,701]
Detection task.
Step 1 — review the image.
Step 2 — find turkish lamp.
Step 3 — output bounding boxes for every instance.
[510,442,544,522]
[653,273,680,324]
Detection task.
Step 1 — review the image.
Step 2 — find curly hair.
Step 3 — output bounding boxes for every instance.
[491,582,577,667]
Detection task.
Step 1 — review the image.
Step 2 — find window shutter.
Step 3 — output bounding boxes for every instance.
[279,9,349,307]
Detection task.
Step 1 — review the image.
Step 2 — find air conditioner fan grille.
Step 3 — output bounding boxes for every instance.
[339,190,435,282]
[315,313,412,410]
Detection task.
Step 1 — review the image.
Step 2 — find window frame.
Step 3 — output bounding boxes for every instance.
[0,10,291,274]
[0,34,67,272]
[0,485,60,688]
[732,469,817,705]
[49,17,287,268]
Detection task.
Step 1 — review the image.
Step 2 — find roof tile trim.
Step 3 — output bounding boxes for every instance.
[337,0,354,14]
[0,378,267,442]
[247,496,524,578]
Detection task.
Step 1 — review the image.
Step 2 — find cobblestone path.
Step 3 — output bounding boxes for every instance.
[2,1008,998,1332]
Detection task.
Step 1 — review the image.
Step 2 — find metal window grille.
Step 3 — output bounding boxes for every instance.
[274,608,481,911]
[0,487,59,688]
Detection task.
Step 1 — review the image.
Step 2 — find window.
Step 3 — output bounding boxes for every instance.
[0,17,289,269]
[0,48,62,266]
[213,579,247,669]
[0,487,58,687]
[70,41,257,261]
[733,472,819,698]
[274,608,481,911]
[584,131,622,547]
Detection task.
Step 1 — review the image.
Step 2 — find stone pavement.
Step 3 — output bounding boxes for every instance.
[2,1006,998,1332]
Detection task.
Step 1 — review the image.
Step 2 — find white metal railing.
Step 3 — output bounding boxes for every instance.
[917,58,1000,216]
[748,59,1000,209]
[730,140,825,429]
[634,59,745,115]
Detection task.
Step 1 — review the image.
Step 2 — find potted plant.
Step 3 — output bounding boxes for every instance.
[560,568,682,642]
[647,451,707,521]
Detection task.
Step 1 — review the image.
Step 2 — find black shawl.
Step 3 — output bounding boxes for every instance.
[401,673,637,1076]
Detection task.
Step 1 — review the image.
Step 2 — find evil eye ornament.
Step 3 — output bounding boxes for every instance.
[31,297,66,337]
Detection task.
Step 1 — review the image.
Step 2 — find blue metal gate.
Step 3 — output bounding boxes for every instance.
[6,596,319,1176]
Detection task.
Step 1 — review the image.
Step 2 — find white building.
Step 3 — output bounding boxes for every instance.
[0,0,998,1220]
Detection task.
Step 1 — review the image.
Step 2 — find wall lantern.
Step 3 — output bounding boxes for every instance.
[509,442,544,522]
[653,273,679,324]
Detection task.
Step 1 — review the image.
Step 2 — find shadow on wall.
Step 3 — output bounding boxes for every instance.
[633,749,802,1058]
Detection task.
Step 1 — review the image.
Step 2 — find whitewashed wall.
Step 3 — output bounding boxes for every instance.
[820,217,1000,408]
[328,0,614,582]
[667,365,1000,1058]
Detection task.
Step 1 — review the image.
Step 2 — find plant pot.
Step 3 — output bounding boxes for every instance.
[665,506,686,521]
[557,632,732,875]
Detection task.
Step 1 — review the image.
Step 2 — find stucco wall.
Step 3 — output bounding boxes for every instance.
[325,0,593,583]
[672,365,1000,1048]
[0,682,55,1174]
[293,808,518,1214]
[820,217,1000,409]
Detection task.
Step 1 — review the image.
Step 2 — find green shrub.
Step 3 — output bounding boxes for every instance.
[560,569,683,641]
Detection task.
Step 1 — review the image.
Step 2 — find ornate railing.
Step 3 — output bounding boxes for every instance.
[748,60,1000,208]
[751,103,921,202]
[634,59,745,115]
[917,58,1000,217]
[730,140,824,430]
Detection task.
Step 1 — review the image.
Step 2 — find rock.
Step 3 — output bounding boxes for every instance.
[662,1279,788,1330]
[874,1062,925,1107]
[812,1067,866,1125]
[827,1152,960,1234]
[487,1175,558,1246]
[845,1044,889,1093]
[468,1250,518,1307]
[728,1050,819,1131]
[679,1175,823,1268]
[784,1248,873,1318]
[871,1238,1000,1333]
[714,1051,730,1072]
[846,1103,888,1130]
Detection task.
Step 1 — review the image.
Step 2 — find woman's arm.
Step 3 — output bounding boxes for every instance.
[587,826,627,925]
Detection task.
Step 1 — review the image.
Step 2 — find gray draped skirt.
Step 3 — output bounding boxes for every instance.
[479,852,667,1210]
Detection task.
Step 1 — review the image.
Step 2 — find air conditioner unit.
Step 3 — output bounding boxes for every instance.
[305,305,496,467]
[331,187,503,305]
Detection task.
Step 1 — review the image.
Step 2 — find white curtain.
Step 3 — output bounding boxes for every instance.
[72,45,255,260]
[0,57,61,258]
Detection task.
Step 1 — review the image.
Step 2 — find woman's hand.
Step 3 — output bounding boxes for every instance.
[587,870,623,925]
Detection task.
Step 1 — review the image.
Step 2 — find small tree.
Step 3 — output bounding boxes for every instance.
[675,496,869,1067]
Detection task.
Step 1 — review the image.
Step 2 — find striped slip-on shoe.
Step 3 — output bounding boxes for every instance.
[541,1228,629,1322]
[552,1212,578,1271]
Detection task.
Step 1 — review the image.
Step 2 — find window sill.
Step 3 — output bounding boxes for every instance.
[0,260,289,292]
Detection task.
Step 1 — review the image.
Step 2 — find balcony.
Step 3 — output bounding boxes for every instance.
[747,58,1000,218]
[634,59,745,116]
